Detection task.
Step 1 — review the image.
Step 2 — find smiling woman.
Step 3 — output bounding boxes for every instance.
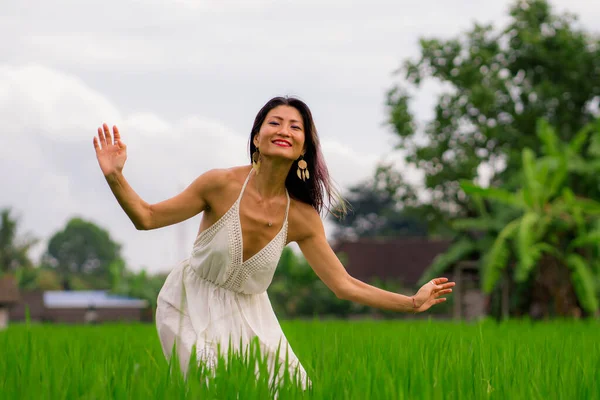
[93,96,455,391]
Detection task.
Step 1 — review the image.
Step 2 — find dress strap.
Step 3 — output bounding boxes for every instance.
[283,189,291,221]
[236,168,254,204]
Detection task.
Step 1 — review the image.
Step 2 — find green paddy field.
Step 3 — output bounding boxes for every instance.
[1,319,598,399]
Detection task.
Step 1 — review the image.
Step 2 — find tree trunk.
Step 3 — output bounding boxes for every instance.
[529,254,581,318]
[502,270,510,320]
[0,307,8,330]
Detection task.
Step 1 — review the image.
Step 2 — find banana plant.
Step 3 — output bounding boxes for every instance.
[420,118,600,315]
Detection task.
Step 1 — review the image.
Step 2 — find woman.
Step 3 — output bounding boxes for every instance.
[93,96,455,389]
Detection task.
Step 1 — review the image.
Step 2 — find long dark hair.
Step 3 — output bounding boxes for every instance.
[248,96,347,217]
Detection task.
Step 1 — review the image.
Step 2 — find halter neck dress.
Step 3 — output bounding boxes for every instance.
[155,169,310,389]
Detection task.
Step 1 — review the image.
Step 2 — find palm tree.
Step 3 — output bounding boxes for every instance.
[0,208,38,275]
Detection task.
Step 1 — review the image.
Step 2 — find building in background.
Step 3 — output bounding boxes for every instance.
[332,237,453,288]
[332,237,487,321]
[10,290,149,324]
[0,276,20,329]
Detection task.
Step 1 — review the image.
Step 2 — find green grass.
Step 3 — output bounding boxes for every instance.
[1,319,599,399]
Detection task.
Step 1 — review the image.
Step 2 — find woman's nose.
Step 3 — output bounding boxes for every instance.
[277,127,291,136]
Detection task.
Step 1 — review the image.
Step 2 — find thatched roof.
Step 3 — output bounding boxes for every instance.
[0,275,20,304]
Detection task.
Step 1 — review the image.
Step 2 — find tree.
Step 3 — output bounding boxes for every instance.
[0,208,37,274]
[330,164,428,241]
[44,218,123,289]
[386,0,600,233]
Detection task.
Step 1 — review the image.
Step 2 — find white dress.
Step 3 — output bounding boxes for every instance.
[155,169,310,389]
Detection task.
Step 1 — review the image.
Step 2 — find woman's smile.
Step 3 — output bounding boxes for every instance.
[272,139,292,147]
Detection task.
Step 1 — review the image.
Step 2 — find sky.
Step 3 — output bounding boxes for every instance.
[1,0,598,274]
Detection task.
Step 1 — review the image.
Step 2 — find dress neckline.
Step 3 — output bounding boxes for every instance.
[237,168,290,265]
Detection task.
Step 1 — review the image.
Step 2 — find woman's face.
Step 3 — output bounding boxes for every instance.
[254,105,306,161]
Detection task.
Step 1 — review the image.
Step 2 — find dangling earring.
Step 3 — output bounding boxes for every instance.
[297,155,309,181]
[252,148,261,173]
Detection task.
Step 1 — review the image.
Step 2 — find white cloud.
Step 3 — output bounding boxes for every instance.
[0,64,381,273]
[0,65,121,139]
[320,138,381,191]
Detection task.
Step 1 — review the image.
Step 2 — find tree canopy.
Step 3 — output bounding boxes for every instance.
[387,0,600,232]
[330,165,428,240]
[45,217,123,289]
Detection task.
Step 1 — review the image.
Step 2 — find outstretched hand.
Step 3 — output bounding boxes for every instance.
[93,123,127,177]
[412,277,455,313]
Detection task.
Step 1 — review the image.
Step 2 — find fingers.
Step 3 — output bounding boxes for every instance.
[421,283,454,310]
[429,297,447,305]
[98,126,106,148]
[113,125,121,144]
[420,296,447,312]
[432,278,455,291]
[103,123,112,146]
[434,289,453,297]
[97,123,121,149]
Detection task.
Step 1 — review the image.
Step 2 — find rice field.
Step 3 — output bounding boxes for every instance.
[1,318,599,399]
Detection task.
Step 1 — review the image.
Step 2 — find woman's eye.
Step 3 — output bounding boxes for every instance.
[269,122,279,126]
[292,126,301,130]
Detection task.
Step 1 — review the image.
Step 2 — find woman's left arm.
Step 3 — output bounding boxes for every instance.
[296,208,454,313]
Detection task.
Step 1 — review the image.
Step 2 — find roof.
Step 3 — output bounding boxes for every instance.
[43,291,148,309]
[332,237,452,287]
[0,275,20,304]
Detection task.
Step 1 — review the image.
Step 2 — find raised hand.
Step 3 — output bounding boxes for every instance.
[412,277,455,313]
[93,123,127,177]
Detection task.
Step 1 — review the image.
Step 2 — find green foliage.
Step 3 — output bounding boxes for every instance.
[568,231,600,250]
[417,238,476,286]
[330,164,428,240]
[421,118,600,317]
[0,208,37,274]
[0,207,165,308]
[34,268,63,290]
[269,248,351,318]
[566,254,599,314]
[386,0,600,232]
[14,266,39,291]
[458,119,600,315]
[459,183,524,209]
[481,219,520,293]
[515,212,540,279]
[110,266,166,310]
[44,217,123,289]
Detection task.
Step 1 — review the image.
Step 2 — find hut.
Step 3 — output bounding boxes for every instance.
[0,275,20,329]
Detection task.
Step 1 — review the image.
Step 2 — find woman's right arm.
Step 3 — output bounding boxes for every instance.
[104,170,218,230]
[94,123,221,231]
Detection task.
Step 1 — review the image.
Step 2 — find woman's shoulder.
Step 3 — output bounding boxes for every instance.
[196,165,251,191]
[288,197,323,242]
[198,165,252,189]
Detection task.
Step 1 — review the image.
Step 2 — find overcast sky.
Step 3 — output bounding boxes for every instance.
[1,0,598,274]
